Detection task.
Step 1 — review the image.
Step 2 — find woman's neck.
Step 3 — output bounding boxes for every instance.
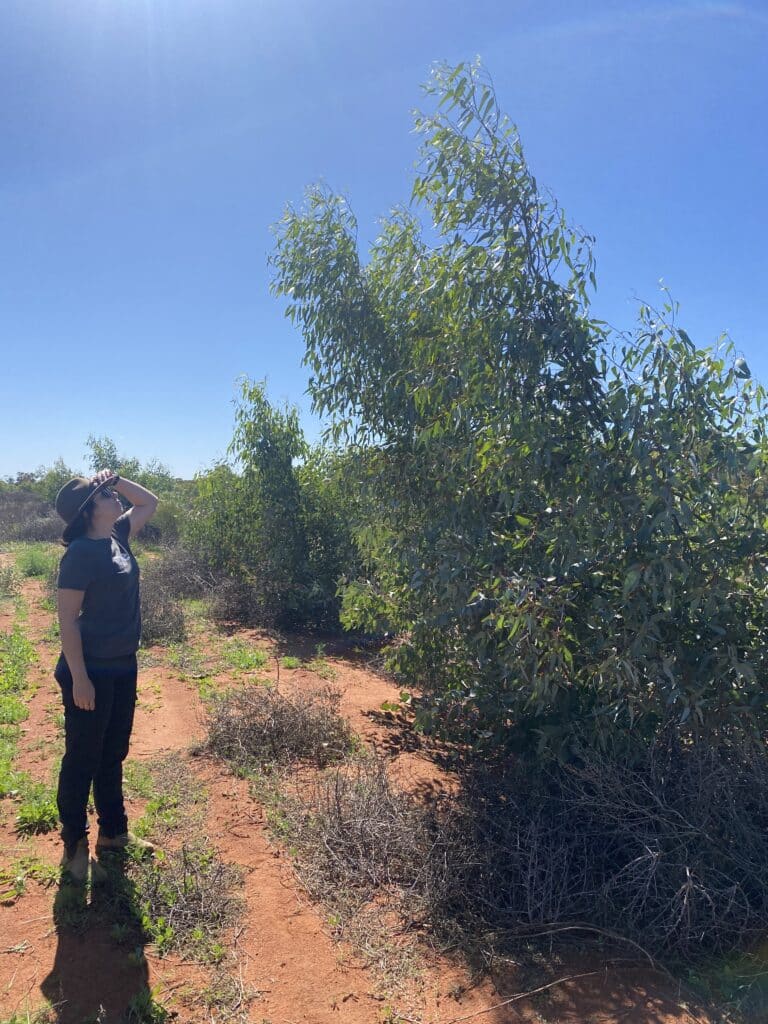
[86,522,114,540]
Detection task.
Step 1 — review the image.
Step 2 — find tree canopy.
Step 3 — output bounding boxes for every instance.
[272,60,768,755]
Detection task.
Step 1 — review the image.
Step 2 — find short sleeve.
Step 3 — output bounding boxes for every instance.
[58,544,97,592]
[113,513,131,544]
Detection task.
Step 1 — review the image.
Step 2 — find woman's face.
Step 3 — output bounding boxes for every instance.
[90,486,122,525]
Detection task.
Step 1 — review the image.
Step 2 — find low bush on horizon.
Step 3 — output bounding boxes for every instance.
[0,489,61,545]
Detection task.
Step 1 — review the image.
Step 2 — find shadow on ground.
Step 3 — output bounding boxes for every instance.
[40,856,154,1024]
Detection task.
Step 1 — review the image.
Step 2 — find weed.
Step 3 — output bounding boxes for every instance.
[167,642,210,680]
[0,694,27,725]
[41,619,60,645]
[131,754,206,841]
[15,782,59,835]
[0,564,19,601]
[280,655,301,669]
[14,543,59,579]
[123,988,171,1024]
[0,624,36,690]
[207,684,354,770]
[130,842,242,961]
[0,1010,56,1024]
[52,881,89,929]
[123,760,155,799]
[0,731,26,798]
[110,921,134,945]
[221,638,269,673]
[199,970,258,1021]
[0,855,58,903]
[0,626,36,796]
[305,645,337,681]
[137,649,163,669]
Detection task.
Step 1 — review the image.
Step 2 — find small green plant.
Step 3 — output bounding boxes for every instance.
[221,638,269,673]
[280,655,301,669]
[130,843,241,962]
[305,654,337,681]
[0,724,31,798]
[0,855,58,903]
[0,694,27,725]
[110,921,133,945]
[15,782,59,835]
[123,987,171,1024]
[0,626,36,799]
[123,760,155,799]
[0,1010,57,1024]
[52,881,88,929]
[14,543,59,579]
[132,755,206,840]
[127,947,148,968]
[42,619,60,644]
[167,642,210,680]
[0,564,19,601]
[0,624,36,690]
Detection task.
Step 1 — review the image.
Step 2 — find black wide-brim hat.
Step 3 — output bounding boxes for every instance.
[55,476,116,541]
[55,476,101,524]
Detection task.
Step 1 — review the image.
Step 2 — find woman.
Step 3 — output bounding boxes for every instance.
[54,469,158,881]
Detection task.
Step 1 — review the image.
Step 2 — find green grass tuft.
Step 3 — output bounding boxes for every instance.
[15,782,59,835]
[14,543,59,580]
[221,639,269,673]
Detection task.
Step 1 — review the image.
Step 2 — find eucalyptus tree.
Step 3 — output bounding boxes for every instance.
[273,61,768,754]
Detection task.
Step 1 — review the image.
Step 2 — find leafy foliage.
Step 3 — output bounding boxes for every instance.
[272,60,768,754]
[184,380,358,629]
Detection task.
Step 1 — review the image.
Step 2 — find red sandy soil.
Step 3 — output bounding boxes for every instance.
[0,567,713,1024]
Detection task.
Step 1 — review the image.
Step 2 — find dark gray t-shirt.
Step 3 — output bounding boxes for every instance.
[57,513,141,660]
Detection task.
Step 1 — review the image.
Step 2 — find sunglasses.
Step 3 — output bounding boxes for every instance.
[94,485,117,500]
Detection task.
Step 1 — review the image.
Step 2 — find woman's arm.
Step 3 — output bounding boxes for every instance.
[57,588,95,711]
[111,475,159,539]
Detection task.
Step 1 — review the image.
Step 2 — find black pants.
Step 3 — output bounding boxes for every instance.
[54,652,138,850]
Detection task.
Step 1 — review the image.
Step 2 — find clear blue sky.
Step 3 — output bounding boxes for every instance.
[1,0,766,479]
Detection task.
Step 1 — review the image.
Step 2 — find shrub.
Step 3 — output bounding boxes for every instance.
[13,514,62,543]
[0,489,59,543]
[130,843,241,960]
[183,384,360,631]
[140,566,186,645]
[206,684,354,769]
[15,543,59,579]
[0,564,19,600]
[141,546,215,601]
[281,739,768,965]
[207,576,268,626]
[430,737,768,963]
[286,754,437,905]
[98,841,241,963]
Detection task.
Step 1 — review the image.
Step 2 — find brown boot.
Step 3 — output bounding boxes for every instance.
[60,837,89,883]
[95,831,155,857]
